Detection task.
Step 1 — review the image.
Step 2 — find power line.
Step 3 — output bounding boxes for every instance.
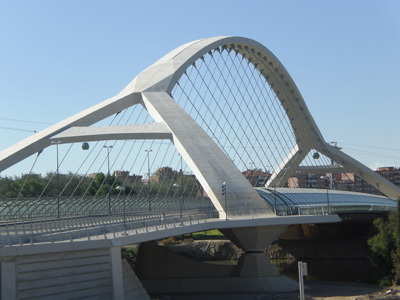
[338,141,400,152]
[0,117,53,125]
[344,148,400,161]
[0,126,36,133]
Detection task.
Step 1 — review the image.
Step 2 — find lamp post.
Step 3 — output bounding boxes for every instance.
[320,176,330,214]
[330,142,342,190]
[271,181,277,216]
[173,183,182,221]
[222,182,227,220]
[116,186,126,233]
[51,141,61,218]
[145,149,152,211]
[249,162,255,186]
[179,154,183,218]
[104,145,113,214]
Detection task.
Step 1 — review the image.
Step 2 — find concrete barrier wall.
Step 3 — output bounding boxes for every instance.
[15,248,112,300]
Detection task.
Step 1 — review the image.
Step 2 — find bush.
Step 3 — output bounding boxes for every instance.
[121,244,140,265]
[379,276,393,287]
[160,236,176,246]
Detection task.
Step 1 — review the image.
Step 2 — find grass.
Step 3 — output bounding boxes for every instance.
[174,229,227,241]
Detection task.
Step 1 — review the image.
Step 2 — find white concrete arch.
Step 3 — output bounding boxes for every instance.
[0,36,399,211]
[121,37,330,186]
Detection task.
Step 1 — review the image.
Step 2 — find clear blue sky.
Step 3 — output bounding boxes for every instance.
[0,1,399,176]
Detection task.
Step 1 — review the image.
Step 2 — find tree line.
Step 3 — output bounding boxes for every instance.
[0,171,200,199]
[0,172,129,198]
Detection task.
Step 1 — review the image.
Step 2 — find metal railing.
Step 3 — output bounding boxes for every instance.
[1,196,395,247]
[0,208,218,247]
[0,204,330,247]
[0,195,214,220]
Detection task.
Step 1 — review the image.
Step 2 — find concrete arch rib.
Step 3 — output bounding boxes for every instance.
[0,92,143,172]
[125,36,400,199]
[123,36,324,147]
[1,36,399,202]
[324,144,400,199]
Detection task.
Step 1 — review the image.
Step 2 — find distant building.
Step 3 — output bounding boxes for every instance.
[287,167,399,195]
[332,173,355,191]
[88,173,97,179]
[287,173,327,189]
[242,169,271,187]
[354,167,400,195]
[113,170,142,185]
[288,172,355,189]
[150,167,178,183]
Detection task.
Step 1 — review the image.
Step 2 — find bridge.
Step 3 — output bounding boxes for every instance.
[0,36,399,300]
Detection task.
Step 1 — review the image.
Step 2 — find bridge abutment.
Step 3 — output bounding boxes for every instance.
[0,242,150,300]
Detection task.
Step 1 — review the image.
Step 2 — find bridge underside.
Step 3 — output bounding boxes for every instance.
[1,214,340,299]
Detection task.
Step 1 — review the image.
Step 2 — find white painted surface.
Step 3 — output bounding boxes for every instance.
[110,246,125,300]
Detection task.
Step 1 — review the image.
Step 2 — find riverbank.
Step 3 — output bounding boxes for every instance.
[120,241,399,300]
[152,281,399,300]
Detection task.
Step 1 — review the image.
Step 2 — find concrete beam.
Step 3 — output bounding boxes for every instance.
[49,123,172,143]
[0,92,142,172]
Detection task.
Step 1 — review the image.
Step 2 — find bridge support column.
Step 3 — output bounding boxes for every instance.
[221,225,299,292]
[110,246,125,300]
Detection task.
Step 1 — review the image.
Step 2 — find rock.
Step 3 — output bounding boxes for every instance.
[165,240,242,261]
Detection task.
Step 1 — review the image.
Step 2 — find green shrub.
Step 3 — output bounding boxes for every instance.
[379,276,393,287]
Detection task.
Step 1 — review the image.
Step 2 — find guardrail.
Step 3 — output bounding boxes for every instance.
[0,208,218,247]
[0,204,317,247]
[1,201,395,247]
[0,195,214,220]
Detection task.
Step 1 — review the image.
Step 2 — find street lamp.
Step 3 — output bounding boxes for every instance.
[222,182,227,220]
[248,162,256,186]
[330,142,342,190]
[320,176,330,214]
[116,186,126,233]
[178,154,183,218]
[104,145,113,214]
[145,149,153,211]
[51,141,61,218]
[271,180,277,216]
[173,183,182,221]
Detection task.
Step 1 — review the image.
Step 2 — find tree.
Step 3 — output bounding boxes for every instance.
[392,199,400,285]
[368,198,400,285]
